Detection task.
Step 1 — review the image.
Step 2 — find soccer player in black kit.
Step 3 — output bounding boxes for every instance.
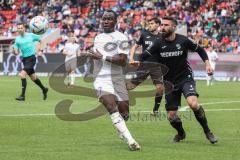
[128,17,163,115]
[144,16,218,144]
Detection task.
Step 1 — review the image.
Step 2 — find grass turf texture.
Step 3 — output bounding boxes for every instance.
[0,76,239,160]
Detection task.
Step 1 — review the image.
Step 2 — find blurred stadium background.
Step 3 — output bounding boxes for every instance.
[0,0,240,160]
[0,0,239,80]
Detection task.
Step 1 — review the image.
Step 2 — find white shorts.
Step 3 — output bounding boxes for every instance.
[94,77,129,101]
[65,58,77,71]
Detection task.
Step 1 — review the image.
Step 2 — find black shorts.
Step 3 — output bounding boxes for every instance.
[131,62,164,86]
[165,80,199,111]
[22,55,36,75]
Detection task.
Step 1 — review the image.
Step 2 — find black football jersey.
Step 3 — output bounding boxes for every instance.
[136,30,161,62]
[145,34,208,84]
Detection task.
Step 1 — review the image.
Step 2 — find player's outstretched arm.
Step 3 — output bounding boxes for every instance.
[129,44,140,66]
[129,44,139,63]
[204,60,214,76]
[185,37,214,75]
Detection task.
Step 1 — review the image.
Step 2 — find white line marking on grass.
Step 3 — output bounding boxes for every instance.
[0,113,56,117]
[204,108,240,112]
[1,101,240,117]
[179,100,240,111]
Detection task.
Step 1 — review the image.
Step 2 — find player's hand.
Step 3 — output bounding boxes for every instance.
[129,60,140,67]
[88,49,103,60]
[206,63,214,76]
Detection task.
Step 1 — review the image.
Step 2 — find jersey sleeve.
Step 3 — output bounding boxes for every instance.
[31,33,41,42]
[118,34,130,55]
[136,31,144,45]
[185,38,199,51]
[185,37,208,61]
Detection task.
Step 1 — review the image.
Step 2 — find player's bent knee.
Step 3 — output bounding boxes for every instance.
[120,113,129,121]
[167,111,177,121]
[156,84,164,95]
[187,97,199,109]
[30,74,37,81]
[19,72,26,78]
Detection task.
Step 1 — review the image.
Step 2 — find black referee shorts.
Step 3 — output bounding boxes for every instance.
[131,62,164,86]
[22,55,36,75]
[165,80,199,111]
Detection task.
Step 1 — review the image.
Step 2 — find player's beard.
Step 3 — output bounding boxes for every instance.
[162,27,175,38]
[162,30,174,38]
[19,31,24,36]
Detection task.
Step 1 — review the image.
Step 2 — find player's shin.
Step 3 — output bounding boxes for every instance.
[168,114,185,136]
[153,93,162,112]
[33,78,46,91]
[193,105,210,133]
[21,78,27,97]
[70,73,75,85]
[110,111,135,144]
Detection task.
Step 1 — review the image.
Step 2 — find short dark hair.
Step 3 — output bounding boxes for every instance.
[148,17,161,25]
[162,16,178,25]
[104,9,118,20]
[17,22,25,26]
[17,22,28,29]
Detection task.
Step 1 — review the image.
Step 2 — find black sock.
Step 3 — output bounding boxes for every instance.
[194,106,210,133]
[21,78,27,97]
[34,78,45,91]
[153,93,162,112]
[169,115,185,136]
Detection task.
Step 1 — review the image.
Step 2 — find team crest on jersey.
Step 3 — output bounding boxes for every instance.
[103,42,118,52]
[119,40,130,50]
[176,44,181,50]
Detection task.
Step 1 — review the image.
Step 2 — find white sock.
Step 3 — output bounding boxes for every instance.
[206,75,210,86]
[67,75,70,85]
[210,75,214,85]
[70,73,75,85]
[110,112,135,144]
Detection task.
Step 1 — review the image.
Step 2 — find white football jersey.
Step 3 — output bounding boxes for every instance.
[207,50,218,63]
[64,43,80,61]
[93,31,129,79]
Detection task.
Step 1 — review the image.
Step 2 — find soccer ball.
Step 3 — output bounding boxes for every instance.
[29,16,48,35]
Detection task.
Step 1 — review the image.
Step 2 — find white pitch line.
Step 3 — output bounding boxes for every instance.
[1,109,240,117]
[0,113,56,117]
[204,108,240,112]
[1,100,240,117]
[179,100,240,111]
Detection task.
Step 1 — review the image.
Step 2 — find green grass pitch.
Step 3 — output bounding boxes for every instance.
[0,76,240,160]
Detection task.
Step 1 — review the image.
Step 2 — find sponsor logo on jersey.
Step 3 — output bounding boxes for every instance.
[103,42,118,52]
[160,51,183,57]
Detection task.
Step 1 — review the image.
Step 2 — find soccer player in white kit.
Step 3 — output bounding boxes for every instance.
[88,10,140,151]
[63,36,80,87]
[206,46,218,86]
